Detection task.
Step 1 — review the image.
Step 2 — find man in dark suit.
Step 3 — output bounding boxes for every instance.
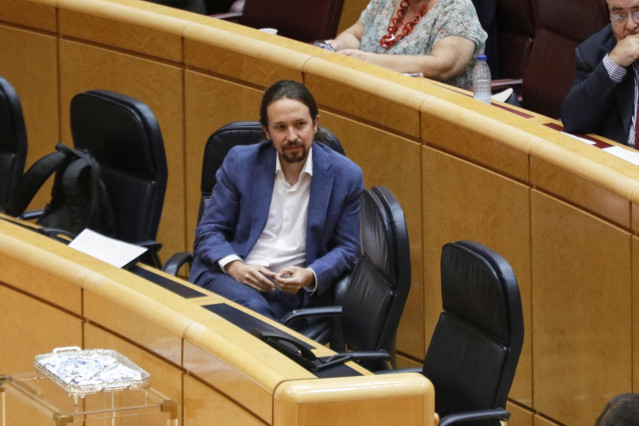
[189,80,364,322]
[561,0,639,147]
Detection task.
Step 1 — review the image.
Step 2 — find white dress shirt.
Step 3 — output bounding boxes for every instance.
[603,54,638,148]
[218,147,316,290]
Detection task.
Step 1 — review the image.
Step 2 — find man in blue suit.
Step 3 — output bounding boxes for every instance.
[561,0,639,147]
[189,80,364,323]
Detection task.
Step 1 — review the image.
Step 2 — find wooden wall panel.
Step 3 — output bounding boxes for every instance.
[184,24,306,88]
[531,190,632,424]
[0,222,84,314]
[83,289,183,366]
[58,39,186,259]
[0,0,57,32]
[84,323,184,425]
[421,100,533,182]
[632,237,639,392]
[533,415,562,426]
[58,0,186,62]
[183,341,274,423]
[183,72,263,248]
[0,24,59,209]
[531,153,633,229]
[507,402,534,426]
[319,111,424,359]
[0,285,82,373]
[304,58,426,138]
[337,0,369,34]
[422,146,532,406]
[183,374,267,425]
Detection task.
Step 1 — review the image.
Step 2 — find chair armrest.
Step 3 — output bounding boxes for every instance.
[340,349,391,363]
[438,408,510,426]
[135,239,162,252]
[131,240,162,269]
[162,251,194,276]
[323,349,392,371]
[491,78,522,91]
[281,306,342,326]
[19,209,44,221]
[41,227,75,243]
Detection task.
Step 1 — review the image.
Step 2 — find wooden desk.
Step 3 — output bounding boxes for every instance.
[0,217,435,426]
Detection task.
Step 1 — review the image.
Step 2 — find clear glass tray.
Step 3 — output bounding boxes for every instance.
[33,347,150,400]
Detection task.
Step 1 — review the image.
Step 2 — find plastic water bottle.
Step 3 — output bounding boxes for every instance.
[473,55,492,104]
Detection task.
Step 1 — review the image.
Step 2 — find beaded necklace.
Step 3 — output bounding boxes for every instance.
[380,0,429,49]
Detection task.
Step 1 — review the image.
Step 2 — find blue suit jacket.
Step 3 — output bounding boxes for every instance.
[189,140,364,301]
[561,24,635,145]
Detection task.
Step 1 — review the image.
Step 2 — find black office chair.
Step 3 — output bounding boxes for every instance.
[70,90,168,267]
[212,0,345,42]
[282,186,411,370]
[422,240,524,426]
[162,120,346,341]
[0,77,27,210]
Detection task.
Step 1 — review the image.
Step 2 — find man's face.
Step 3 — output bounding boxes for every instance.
[263,97,318,164]
[609,0,639,41]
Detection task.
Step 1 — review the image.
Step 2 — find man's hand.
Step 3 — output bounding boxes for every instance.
[274,266,315,294]
[610,34,639,67]
[225,261,275,292]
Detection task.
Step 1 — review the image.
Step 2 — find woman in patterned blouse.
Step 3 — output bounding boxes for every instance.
[328,0,487,89]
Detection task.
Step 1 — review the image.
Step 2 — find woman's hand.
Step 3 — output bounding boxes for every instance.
[338,49,373,61]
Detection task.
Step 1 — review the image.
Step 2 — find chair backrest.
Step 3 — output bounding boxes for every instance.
[198,120,345,223]
[422,240,523,425]
[521,0,609,117]
[496,0,535,80]
[0,77,27,210]
[239,0,345,42]
[340,186,411,368]
[70,90,168,244]
[471,0,499,78]
[203,0,236,14]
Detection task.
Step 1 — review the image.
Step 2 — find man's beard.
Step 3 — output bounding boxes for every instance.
[281,141,308,163]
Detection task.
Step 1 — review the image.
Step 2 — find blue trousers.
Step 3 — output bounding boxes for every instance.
[195,269,306,322]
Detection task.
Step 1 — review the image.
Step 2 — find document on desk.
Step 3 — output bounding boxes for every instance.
[69,229,147,268]
[560,131,596,145]
[602,145,639,166]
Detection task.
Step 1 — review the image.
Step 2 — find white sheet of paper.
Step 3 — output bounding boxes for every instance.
[68,229,147,268]
[602,145,639,166]
[491,88,513,103]
[560,131,596,145]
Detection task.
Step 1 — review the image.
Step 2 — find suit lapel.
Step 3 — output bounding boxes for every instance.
[307,145,334,261]
[248,145,276,250]
[604,33,636,137]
